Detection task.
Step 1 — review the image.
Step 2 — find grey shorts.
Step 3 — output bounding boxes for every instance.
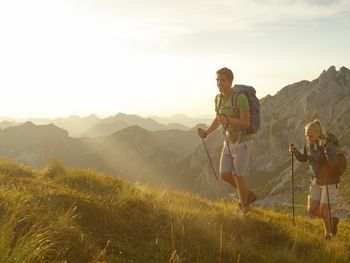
[309,179,338,204]
[219,140,253,177]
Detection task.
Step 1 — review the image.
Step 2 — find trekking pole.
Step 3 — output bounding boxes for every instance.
[201,137,219,183]
[291,146,295,226]
[325,182,333,235]
[221,125,245,213]
[201,138,228,208]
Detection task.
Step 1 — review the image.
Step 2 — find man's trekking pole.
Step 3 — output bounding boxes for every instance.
[201,138,219,183]
[291,146,295,226]
[201,137,228,208]
[326,182,333,236]
[221,124,245,213]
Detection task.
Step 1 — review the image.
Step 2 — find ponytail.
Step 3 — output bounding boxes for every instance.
[305,119,324,136]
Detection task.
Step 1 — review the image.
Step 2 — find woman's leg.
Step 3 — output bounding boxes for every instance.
[307,181,322,217]
[307,196,321,217]
[320,203,332,235]
[320,184,339,237]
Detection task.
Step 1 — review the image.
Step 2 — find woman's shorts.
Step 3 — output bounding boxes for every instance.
[309,179,339,204]
[219,140,253,177]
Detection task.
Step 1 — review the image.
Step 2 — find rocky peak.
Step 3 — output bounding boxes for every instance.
[319,65,336,78]
[318,65,350,86]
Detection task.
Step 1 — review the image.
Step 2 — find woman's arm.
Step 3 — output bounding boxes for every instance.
[290,144,308,163]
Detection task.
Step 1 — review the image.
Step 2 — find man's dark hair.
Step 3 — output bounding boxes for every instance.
[216,67,234,83]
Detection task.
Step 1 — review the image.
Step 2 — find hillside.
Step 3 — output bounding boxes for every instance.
[0,160,349,262]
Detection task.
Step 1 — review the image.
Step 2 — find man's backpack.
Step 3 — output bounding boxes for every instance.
[232,85,261,134]
[326,133,347,176]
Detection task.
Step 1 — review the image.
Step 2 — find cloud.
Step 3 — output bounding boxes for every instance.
[100,0,350,34]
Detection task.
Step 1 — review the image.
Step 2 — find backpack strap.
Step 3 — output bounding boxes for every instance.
[231,87,241,114]
[215,94,223,114]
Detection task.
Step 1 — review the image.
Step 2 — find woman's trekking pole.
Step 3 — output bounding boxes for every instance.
[326,182,333,235]
[201,138,228,208]
[222,125,245,213]
[291,146,295,226]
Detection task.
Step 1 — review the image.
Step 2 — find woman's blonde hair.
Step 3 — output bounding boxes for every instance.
[304,119,324,136]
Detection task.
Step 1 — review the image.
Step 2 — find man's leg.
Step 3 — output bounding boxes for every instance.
[233,141,253,206]
[220,141,255,207]
[221,172,254,206]
[221,172,236,188]
[236,176,248,205]
[220,146,243,204]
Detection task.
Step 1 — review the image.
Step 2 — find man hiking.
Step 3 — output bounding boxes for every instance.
[197,67,257,211]
[289,119,340,240]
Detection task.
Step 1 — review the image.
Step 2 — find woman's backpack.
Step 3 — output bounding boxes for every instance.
[326,133,347,176]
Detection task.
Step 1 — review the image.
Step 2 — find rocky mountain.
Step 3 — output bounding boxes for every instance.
[189,66,350,210]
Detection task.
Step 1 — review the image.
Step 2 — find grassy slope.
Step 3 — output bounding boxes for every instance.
[0,160,350,263]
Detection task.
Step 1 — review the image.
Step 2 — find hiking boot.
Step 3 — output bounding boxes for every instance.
[247,191,257,205]
[237,191,256,212]
[332,217,339,236]
[237,202,249,214]
[324,233,332,241]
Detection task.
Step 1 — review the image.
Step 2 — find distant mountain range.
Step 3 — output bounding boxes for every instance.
[0,113,210,137]
[150,114,212,127]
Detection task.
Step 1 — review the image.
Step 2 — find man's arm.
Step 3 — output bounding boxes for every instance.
[197,118,220,138]
[217,93,250,129]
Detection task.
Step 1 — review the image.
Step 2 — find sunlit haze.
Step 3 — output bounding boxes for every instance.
[1,0,349,118]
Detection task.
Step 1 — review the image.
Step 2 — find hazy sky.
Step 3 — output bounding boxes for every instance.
[1,0,349,118]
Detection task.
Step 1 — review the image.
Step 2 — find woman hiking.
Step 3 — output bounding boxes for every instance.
[289,119,340,240]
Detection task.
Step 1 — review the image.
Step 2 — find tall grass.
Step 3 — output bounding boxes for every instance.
[0,159,349,262]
